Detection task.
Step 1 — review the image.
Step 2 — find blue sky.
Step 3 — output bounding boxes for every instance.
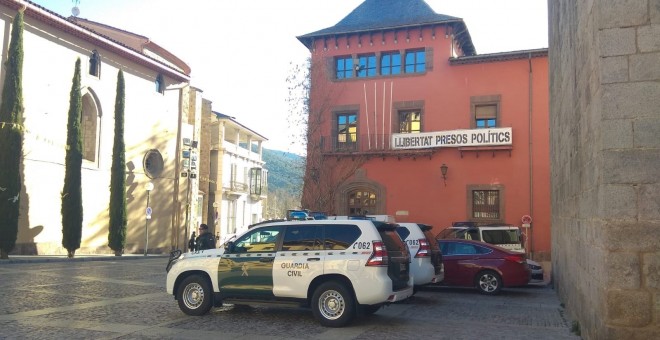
[30,0,548,154]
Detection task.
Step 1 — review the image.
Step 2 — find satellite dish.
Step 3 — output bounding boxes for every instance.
[72,6,80,17]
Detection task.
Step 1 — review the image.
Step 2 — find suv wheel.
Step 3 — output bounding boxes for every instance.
[475,270,502,295]
[312,281,355,327]
[177,275,213,315]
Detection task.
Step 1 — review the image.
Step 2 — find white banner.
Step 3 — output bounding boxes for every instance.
[391,127,512,150]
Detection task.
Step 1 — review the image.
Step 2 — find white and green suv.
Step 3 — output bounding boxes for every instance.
[166,220,413,327]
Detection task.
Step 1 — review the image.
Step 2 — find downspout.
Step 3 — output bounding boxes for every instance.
[171,86,184,251]
[528,53,534,258]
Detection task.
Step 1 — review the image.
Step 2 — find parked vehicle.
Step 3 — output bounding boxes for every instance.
[166,220,413,327]
[436,223,544,283]
[327,215,396,223]
[437,239,531,295]
[396,223,444,288]
[308,211,328,220]
[286,209,312,220]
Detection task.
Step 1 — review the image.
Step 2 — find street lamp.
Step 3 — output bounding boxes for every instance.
[440,163,448,186]
[144,181,154,256]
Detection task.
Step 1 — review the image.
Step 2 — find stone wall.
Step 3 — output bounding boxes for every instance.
[549,1,660,339]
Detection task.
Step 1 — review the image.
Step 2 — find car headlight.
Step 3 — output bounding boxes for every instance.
[166,249,183,273]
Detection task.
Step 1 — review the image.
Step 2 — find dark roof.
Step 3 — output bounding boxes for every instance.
[449,48,548,65]
[297,0,475,55]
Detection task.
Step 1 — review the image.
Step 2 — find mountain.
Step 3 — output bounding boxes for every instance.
[263,148,304,196]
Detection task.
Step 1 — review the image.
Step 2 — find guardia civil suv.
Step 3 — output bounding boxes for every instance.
[396,223,444,289]
[166,220,413,327]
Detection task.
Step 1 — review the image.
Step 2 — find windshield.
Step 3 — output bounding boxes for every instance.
[481,229,520,245]
[436,228,464,239]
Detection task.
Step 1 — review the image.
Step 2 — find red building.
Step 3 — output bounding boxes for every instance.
[297,0,550,261]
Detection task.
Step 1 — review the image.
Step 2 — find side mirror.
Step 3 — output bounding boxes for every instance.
[224,241,235,253]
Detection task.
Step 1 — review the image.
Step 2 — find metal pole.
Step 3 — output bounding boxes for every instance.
[184,146,194,248]
[144,191,150,256]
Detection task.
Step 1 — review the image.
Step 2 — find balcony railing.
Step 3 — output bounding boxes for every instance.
[319,134,394,153]
[224,181,247,193]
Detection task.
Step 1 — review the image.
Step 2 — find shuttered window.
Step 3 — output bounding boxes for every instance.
[475,104,497,128]
[471,95,501,129]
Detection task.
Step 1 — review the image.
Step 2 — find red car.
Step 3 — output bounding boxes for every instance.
[437,239,531,295]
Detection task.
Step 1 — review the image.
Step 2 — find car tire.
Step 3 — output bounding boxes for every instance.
[177,275,213,316]
[312,281,355,327]
[475,270,502,295]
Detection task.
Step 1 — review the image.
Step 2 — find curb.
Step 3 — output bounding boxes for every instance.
[0,254,168,265]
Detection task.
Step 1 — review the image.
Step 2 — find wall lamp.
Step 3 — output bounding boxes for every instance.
[440,163,448,186]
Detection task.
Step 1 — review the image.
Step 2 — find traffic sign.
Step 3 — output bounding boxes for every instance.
[146,207,152,219]
[521,215,532,224]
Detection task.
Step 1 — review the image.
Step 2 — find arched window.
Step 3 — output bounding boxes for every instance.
[347,189,377,216]
[89,50,100,77]
[80,90,101,164]
[155,74,165,94]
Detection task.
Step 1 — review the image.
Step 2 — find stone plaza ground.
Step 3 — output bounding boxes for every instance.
[0,256,580,339]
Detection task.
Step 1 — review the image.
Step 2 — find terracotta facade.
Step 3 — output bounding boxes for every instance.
[299,0,551,262]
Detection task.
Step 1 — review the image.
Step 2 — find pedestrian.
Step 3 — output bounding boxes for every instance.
[188,231,196,252]
[195,223,216,250]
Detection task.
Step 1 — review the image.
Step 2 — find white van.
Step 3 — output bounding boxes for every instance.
[436,223,544,283]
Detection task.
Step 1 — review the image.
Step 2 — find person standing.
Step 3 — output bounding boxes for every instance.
[187,231,196,252]
[195,224,216,250]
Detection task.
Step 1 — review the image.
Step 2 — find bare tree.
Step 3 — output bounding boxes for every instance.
[287,58,366,215]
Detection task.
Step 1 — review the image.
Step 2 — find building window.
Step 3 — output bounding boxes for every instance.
[89,50,100,77]
[405,49,425,73]
[250,167,262,196]
[336,56,353,79]
[381,51,401,75]
[336,113,358,150]
[471,95,500,129]
[155,74,165,94]
[143,149,164,179]
[398,110,421,133]
[472,190,499,219]
[348,189,377,216]
[357,54,376,77]
[228,200,237,234]
[467,185,504,222]
[475,105,497,128]
[230,163,238,191]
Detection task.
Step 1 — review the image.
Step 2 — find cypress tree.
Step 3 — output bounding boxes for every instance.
[0,11,25,259]
[61,58,83,258]
[108,70,127,256]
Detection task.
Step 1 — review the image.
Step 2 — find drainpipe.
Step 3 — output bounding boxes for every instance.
[173,90,182,251]
[166,84,187,251]
[528,53,534,259]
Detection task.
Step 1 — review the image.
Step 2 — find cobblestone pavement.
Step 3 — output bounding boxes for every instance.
[0,257,580,340]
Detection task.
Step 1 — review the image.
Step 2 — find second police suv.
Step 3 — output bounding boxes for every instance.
[165,219,414,327]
